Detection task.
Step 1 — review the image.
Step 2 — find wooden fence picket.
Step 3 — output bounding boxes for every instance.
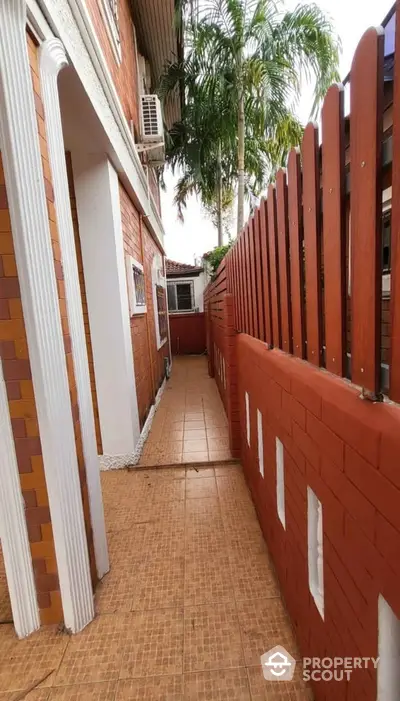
[259,198,272,345]
[267,184,281,348]
[276,169,292,354]
[302,122,322,366]
[350,28,384,395]
[254,207,265,342]
[322,84,346,377]
[287,148,306,358]
[249,215,259,338]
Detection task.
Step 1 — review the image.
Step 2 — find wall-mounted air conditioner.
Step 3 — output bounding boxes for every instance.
[140,95,164,143]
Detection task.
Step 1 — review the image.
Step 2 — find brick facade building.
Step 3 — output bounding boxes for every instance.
[0,0,178,636]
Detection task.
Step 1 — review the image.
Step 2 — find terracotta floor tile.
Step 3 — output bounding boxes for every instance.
[48,682,117,700]
[185,527,226,560]
[0,625,69,692]
[207,438,230,451]
[183,421,205,430]
[55,614,126,685]
[184,555,233,607]
[184,429,207,440]
[184,668,251,701]
[95,563,141,614]
[182,451,209,463]
[0,691,50,700]
[132,556,184,610]
[184,604,244,672]
[119,609,184,679]
[206,427,229,439]
[0,546,12,624]
[246,666,313,700]
[186,477,218,500]
[214,464,241,475]
[237,598,299,666]
[107,526,148,565]
[183,439,208,453]
[116,676,183,700]
[208,450,233,461]
[229,552,280,603]
[186,467,215,479]
[152,479,186,501]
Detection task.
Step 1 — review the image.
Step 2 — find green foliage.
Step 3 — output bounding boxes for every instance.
[161,0,340,232]
[203,243,233,275]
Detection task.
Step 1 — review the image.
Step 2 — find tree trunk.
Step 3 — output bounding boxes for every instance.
[237,50,245,235]
[217,142,223,247]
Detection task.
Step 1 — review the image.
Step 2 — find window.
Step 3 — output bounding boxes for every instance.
[167,281,195,312]
[126,257,147,316]
[307,488,324,619]
[377,595,400,701]
[382,210,391,274]
[257,410,264,478]
[156,284,168,344]
[276,438,285,528]
[99,0,121,63]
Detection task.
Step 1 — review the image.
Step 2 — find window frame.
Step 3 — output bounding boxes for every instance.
[167,279,195,313]
[99,0,122,64]
[126,256,147,316]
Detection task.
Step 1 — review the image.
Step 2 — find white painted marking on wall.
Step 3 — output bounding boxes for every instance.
[276,438,285,528]
[257,410,264,477]
[307,487,324,619]
[378,595,400,701]
[245,392,250,446]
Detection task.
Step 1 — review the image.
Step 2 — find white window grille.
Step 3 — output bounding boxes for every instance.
[99,0,121,63]
[126,256,146,316]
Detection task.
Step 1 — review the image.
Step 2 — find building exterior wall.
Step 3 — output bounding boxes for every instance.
[85,0,140,135]
[120,183,168,427]
[66,152,103,455]
[236,333,399,701]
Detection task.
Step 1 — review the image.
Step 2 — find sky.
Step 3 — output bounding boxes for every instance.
[161,0,394,264]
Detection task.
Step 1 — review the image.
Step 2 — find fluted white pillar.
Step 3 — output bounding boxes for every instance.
[0,0,94,632]
[39,38,109,580]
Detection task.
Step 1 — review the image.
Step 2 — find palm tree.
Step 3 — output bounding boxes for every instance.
[170,0,340,235]
[194,0,340,233]
[160,23,304,245]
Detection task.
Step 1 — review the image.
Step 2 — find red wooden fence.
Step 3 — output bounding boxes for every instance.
[206,23,399,400]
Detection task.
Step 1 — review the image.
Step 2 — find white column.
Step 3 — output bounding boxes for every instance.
[72,153,140,468]
[39,39,109,579]
[0,359,39,638]
[0,0,94,632]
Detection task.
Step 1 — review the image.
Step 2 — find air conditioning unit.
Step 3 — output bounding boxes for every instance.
[140,94,164,143]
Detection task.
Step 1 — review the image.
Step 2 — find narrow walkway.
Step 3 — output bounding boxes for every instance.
[139,356,231,466]
[0,358,311,700]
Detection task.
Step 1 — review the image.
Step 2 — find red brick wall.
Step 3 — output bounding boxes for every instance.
[236,333,400,701]
[85,0,139,134]
[169,313,206,355]
[119,184,168,427]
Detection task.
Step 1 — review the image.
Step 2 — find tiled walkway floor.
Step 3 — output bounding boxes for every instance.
[0,544,12,624]
[139,356,231,465]
[0,357,311,700]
